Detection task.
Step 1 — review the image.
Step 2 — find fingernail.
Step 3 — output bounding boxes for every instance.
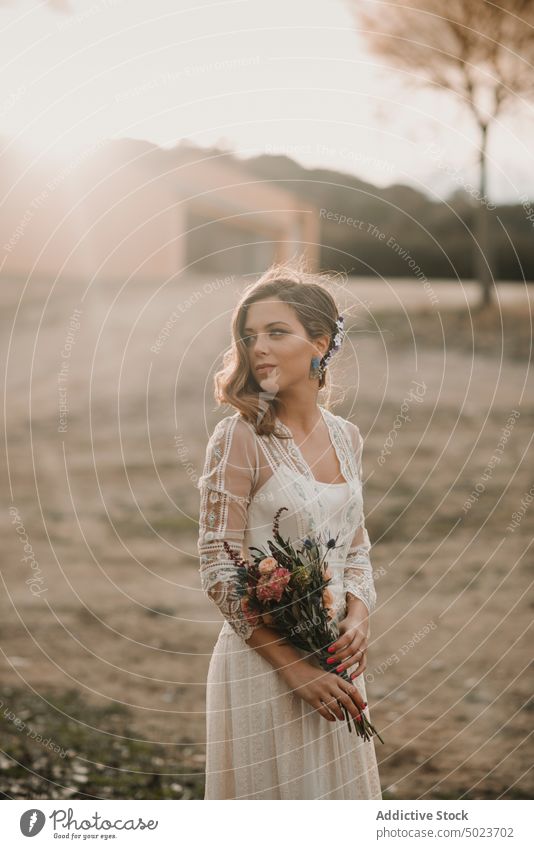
[326,658,336,665]
[328,646,336,653]
[335,664,344,672]
[363,702,368,707]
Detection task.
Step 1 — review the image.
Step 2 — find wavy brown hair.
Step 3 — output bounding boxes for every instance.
[213,257,348,437]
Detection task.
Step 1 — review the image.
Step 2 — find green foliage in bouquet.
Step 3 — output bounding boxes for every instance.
[223,507,384,744]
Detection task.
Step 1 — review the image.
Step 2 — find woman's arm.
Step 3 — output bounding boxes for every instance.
[326,419,376,676]
[197,415,320,660]
[343,420,377,617]
[244,623,306,672]
[246,622,367,722]
[197,416,264,641]
[346,593,371,627]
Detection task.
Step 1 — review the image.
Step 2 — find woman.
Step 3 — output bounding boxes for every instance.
[196,262,382,800]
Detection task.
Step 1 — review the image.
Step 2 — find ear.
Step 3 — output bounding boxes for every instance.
[315,334,330,359]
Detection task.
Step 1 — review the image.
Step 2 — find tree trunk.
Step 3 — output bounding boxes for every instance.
[474,122,495,309]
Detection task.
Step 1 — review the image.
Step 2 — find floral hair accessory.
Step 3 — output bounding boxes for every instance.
[320,314,345,370]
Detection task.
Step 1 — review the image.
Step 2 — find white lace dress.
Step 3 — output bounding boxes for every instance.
[196,405,382,800]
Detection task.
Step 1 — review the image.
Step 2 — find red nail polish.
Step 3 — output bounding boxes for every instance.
[336,665,344,672]
[326,658,336,664]
[328,646,335,653]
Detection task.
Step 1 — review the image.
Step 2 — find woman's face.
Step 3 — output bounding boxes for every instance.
[242,298,329,393]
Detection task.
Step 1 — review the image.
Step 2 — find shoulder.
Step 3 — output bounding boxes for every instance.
[204,413,258,458]
[325,408,362,447]
[207,412,238,438]
[208,413,255,440]
[198,414,258,488]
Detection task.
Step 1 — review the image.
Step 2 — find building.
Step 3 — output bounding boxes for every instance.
[1,139,320,284]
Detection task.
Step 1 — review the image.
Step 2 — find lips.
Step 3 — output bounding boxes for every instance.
[256,364,277,372]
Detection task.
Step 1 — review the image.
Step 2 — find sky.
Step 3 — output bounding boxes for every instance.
[1,0,533,203]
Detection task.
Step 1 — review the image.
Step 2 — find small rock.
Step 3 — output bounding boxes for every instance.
[7,657,30,668]
[390,691,407,702]
[72,764,89,775]
[465,690,490,704]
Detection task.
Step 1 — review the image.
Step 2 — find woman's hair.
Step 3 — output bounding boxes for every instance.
[213,256,347,437]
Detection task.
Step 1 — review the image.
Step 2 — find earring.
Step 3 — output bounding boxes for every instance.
[309,355,323,380]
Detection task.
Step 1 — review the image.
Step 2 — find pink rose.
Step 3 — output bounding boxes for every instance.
[256,567,291,603]
[256,578,275,603]
[258,556,278,575]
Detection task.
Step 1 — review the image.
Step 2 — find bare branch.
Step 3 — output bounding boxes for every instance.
[348,0,534,124]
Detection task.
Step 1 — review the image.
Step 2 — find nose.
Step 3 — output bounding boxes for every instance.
[251,332,270,356]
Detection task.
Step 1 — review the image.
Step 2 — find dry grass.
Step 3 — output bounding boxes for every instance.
[1,273,532,799]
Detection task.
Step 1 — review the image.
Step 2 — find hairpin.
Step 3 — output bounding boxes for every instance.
[320,314,345,370]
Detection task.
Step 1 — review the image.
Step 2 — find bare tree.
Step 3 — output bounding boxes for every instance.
[347,0,534,307]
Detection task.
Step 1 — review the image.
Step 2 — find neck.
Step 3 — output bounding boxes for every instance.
[275,392,323,434]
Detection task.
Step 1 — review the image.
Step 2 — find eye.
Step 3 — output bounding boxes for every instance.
[243,329,286,345]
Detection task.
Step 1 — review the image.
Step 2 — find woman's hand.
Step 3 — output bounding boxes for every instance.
[280,658,366,724]
[327,600,370,679]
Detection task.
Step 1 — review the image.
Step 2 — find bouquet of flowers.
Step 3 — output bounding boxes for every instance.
[223,506,384,743]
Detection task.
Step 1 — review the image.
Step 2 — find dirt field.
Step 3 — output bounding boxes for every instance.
[1,272,532,799]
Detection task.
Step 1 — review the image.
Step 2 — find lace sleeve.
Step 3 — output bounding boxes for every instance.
[344,421,377,616]
[196,415,263,641]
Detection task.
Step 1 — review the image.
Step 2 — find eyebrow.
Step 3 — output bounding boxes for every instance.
[243,321,292,332]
